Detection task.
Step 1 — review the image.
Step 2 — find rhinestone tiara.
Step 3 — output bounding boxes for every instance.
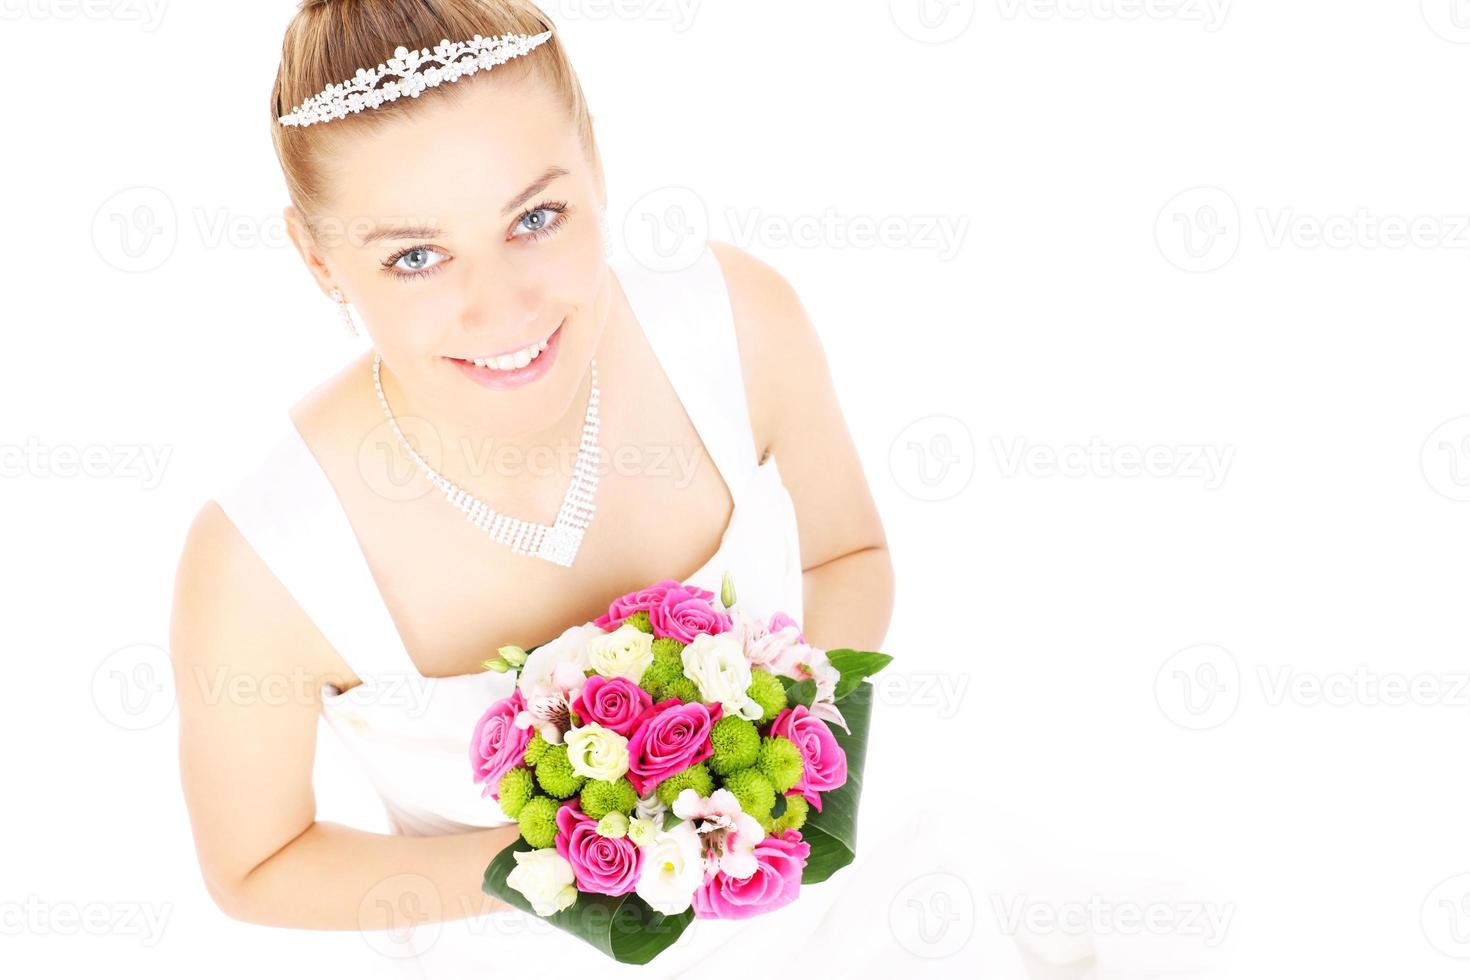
[278,30,554,128]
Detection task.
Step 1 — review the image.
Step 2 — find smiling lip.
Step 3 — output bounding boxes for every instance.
[445,320,564,390]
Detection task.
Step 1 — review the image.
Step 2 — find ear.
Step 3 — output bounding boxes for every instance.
[284,205,336,299]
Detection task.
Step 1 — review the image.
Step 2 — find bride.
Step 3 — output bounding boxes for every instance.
[169,0,893,974]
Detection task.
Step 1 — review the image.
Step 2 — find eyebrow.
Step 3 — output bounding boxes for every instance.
[356,166,572,246]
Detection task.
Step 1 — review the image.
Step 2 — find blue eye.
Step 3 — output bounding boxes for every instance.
[394,247,444,273]
[511,201,570,240]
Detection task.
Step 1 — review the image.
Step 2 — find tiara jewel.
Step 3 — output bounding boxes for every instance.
[278,30,554,128]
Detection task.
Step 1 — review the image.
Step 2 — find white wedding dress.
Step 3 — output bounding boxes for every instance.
[212,248,1011,978]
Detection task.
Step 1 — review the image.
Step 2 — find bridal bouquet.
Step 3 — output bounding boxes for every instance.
[470,573,891,963]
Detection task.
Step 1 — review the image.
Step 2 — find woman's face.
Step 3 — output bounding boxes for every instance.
[289,71,608,439]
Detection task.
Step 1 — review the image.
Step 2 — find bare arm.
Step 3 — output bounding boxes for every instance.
[711,242,896,654]
[169,501,517,930]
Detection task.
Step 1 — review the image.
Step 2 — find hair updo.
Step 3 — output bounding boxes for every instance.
[270,0,596,226]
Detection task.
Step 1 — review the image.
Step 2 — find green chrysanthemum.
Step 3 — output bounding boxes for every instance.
[756,735,804,793]
[770,793,810,834]
[496,766,535,818]
[659,676,702,704]
[723,767,776,822]
[517,795,561,848]
[533,742,586,799]
[579,776,638,820]
[624,610,654,634]
[709,716,761,776]
[655,761,714,807]
[638,645,684,698]
[523,730,550,767]
[746,669,787,724]
[650,637,686,659]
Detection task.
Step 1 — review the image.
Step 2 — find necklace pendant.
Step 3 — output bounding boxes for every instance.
[535,523,584,567]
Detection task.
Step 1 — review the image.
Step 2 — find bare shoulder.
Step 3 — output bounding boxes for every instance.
[706,241,831,460]
[169,498,346,690]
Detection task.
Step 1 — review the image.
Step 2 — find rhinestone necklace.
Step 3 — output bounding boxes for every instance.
[371,353,601,567]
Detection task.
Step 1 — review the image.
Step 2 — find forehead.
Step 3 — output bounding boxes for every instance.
[317,71,579,226]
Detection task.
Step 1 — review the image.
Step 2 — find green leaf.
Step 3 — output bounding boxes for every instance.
[825,649,894,703]
[483,838,694,964]
[661,810,682,831]
[770,793,788,818]
[777,675,818,708]
[800,681,875,884]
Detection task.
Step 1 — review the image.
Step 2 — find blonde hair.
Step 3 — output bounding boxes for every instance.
[270,0,596,225]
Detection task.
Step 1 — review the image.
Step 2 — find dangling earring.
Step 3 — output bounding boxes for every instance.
[598,206,615,261]
[330,287,359,338]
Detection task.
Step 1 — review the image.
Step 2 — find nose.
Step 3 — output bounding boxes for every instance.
[456,264,546,346]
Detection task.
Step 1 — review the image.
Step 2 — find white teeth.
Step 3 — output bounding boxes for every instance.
[469,337,549,371]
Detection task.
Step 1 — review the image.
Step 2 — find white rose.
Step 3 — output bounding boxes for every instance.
[563,722,630,781]
[681,632,764,721]
[585,623,655,682]
[635,822,704,915]
[517,623,603,700]
[505,847,578,917]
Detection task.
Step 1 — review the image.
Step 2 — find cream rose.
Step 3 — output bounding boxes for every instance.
[586,623,656,682]
[563,721,631,781]
[504,847,578,917]
[681,632,765,721]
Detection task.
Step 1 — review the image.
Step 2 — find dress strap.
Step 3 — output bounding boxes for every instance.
[212,418,423,686]
[610,247,761,499]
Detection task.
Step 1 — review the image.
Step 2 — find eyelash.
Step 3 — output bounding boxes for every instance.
[378,199,573,281]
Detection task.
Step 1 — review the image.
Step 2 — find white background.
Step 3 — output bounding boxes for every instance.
[4,1,1469,977]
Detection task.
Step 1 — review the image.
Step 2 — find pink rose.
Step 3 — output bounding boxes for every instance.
[594,579,710,630]
[769,704,847,812]
[571,675,652,738]
[555,798,642,896]
[650,586,732,643]
[625,698,724,796]
[469,689,530,801]
[691,828,810,919]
